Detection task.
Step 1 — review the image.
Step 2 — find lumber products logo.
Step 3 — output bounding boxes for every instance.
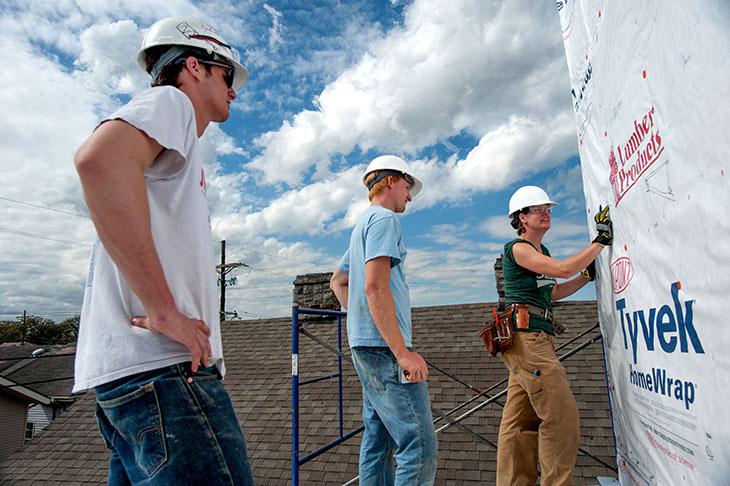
[615,282,703,410]
[610,257,634,294]
[609,106,665,205]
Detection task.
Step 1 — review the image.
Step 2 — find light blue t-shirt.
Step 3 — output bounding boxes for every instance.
[338,205,413,348]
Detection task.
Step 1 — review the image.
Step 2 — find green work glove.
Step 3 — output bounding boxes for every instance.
[581,260,596,281]
[592,205,613,246]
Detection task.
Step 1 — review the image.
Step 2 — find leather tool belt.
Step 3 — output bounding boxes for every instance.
[509,303,564,335]
[509,303,553,327]
[479,306,515,356]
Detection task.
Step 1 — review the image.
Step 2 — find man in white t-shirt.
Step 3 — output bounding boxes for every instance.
[74,17,253,485]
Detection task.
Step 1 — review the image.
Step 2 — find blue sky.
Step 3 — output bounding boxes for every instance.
[0,0,595,321]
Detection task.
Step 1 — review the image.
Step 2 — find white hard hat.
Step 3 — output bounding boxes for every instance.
[363,155,423,197]
[508,186,558,216]
[137,17,248,91]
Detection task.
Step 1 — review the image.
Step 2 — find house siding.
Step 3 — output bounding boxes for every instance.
[27,403,54,436]
[0,394,27,461]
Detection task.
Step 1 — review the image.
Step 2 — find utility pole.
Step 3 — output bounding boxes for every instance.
[216,240,242,322]
[21,310,26,345]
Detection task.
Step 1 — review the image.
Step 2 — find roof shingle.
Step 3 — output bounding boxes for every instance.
[0,301,617,484]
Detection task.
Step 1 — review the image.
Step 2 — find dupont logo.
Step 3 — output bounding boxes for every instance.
[610,257,634,294]
[609,106,665,205]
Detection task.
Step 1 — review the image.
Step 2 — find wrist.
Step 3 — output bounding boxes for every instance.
[144,301,180,327]
[392,345,410,361]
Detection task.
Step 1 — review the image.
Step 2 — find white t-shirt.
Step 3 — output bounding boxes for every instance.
[73,86,224,392]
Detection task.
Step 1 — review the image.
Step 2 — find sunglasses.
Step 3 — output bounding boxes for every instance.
[526,206,551,215]
[198,59,235,89]
[401,172,415,187]
[366,170,415,190]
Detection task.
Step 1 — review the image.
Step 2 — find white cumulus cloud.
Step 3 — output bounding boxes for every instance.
[249,0,573,187]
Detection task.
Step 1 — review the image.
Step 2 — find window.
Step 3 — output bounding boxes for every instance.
[24,422,34,441]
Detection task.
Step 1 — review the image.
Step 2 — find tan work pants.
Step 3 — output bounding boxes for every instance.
[496,331,579,486]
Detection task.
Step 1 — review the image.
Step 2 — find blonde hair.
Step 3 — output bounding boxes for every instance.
[365,170,392,201]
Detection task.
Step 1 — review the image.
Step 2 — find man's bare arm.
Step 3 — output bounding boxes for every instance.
[75,120,211,371]
[330,267,349,310]
[365,256,428,382]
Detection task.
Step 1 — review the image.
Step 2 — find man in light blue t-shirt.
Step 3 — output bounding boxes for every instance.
[330,155,438,485]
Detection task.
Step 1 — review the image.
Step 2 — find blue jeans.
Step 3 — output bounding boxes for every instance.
[351,347,438,485]
[95,363,253,486]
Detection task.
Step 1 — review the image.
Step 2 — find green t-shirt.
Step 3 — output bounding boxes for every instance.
[502,239,557,334]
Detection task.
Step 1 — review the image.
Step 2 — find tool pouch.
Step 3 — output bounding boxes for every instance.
[514,304,530,330]
[479,306,515,356]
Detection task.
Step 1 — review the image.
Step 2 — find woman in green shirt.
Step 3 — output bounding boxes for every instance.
[496,185,613,486]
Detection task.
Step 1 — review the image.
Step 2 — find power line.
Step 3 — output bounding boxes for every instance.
[239,263,292,278]
[216,257,296,279]
[0,195,90,219]
[0,226,92,247]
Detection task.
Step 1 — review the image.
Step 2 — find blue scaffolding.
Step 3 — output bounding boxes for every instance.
[291,306,364,486]
[291,311,616,484]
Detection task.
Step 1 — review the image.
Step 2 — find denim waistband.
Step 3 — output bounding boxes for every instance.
[95,362,219,394]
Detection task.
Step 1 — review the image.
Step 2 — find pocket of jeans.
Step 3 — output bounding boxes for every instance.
[191,365,220,381]
[97,382,168,477]
[351,349,386,392]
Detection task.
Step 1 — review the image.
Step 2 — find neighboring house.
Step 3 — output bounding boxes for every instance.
[0,375,51,462]
[0,343,78,461]
[0,270,618,484]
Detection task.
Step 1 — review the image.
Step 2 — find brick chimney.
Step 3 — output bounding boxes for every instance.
[494,256,505,310]
[292,272,341,311]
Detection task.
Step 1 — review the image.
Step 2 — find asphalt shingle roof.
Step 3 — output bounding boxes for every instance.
[0,343,48,374]
[0,345,77,398]
[0,301,617,484]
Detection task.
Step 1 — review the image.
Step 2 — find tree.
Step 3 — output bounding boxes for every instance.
[0,320,23,343]
[0,315,80,345]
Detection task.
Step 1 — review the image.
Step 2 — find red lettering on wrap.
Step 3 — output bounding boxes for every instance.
[608,106,665,205]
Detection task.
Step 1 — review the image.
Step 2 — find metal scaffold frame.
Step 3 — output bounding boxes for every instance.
[291,306,617,486]
[291,306,363,486]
